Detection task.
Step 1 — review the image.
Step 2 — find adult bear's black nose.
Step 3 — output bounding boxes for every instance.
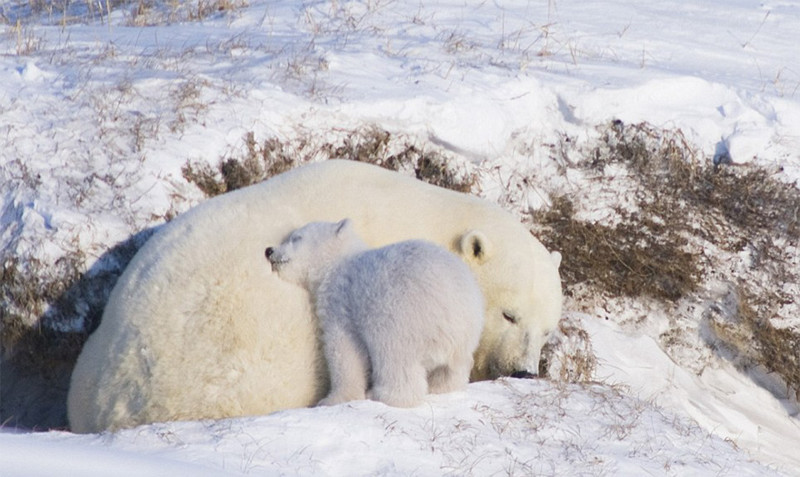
[510,370,537,379]
[265,247,274,259]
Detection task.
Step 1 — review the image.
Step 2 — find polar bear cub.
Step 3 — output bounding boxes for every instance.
[266,219,484,407]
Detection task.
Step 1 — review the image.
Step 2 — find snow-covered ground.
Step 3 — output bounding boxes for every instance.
[0,377,787,476]
[2,0,799,475]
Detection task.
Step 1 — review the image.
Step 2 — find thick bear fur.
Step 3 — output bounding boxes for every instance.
[267,219,484,408]
[68,160,562,433]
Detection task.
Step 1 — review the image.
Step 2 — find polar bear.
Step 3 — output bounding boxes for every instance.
[68,160,562,433]
[267,219,484,407]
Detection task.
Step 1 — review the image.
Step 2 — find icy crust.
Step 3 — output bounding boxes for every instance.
[0,379,785,476]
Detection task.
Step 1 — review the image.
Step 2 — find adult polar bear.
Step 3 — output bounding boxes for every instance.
[68,160,563,433]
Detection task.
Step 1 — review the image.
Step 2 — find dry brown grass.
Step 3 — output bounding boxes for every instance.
[535,195,701,302]
[182,132,295,196]
[1,231,150,362]
[706,286,800,400]
[1,231,152,428]
[539,315,596,383]
[592,121,799,248]
[182,126,478,197]
[534,120,800,394]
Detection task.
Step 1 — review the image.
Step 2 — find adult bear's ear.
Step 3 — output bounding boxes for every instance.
[459,230,493,264]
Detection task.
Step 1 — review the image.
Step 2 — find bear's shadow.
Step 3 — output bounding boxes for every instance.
[0,226,158,431]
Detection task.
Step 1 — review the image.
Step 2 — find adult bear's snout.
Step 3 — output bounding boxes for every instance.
[265,247,274,259]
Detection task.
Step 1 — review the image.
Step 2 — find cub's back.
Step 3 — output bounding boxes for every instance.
[324,240,483,322]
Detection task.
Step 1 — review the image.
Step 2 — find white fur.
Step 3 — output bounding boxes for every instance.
[269,220,483,407]
[67,160,562,433]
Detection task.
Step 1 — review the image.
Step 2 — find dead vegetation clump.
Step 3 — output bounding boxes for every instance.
[1,253,85,362]
[539,314,596,383]
[537,121,799,301]
[592,121,800,250]
[535,195,701,302]
[705,286,800,400]
[182,126,477,197]
[182,132,296,196]
[322,127,396,168]
[534,120,800,394]
[0,237,149,357]
[534,121,708,302]
[414,155,476,194]
[322,127,478,192]
[1,231,152,428]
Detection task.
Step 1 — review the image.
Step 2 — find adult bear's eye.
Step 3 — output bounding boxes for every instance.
[502,312,518,325]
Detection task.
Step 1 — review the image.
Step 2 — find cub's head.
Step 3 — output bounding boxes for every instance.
[456,230,563,381]
[265,219,364,288]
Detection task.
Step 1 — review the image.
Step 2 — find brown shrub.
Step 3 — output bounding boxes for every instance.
[539,315,596,383]
[706,286,800,399]
[534,195,701,302]
[535,120,799,393]
[183,127,477,197]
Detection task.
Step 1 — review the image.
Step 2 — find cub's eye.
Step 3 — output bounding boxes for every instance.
[502,312,518,325]
[290,235,302,244]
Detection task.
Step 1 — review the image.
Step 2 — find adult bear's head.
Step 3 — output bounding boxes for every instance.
[456,229,563,381]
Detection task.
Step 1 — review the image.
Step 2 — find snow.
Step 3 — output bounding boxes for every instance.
[584,315,800,473]
[0,378,786,476]
[1,0,799,475]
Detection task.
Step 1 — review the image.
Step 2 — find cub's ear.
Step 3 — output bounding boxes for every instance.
[335,218,352,236]
[550,251,562,269]
[459,230,493,263]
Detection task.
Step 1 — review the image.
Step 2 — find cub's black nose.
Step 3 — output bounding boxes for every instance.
[510,371,537,379]
[265,247,274,259]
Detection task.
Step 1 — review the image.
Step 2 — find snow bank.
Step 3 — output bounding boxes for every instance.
[0,379,783,476]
